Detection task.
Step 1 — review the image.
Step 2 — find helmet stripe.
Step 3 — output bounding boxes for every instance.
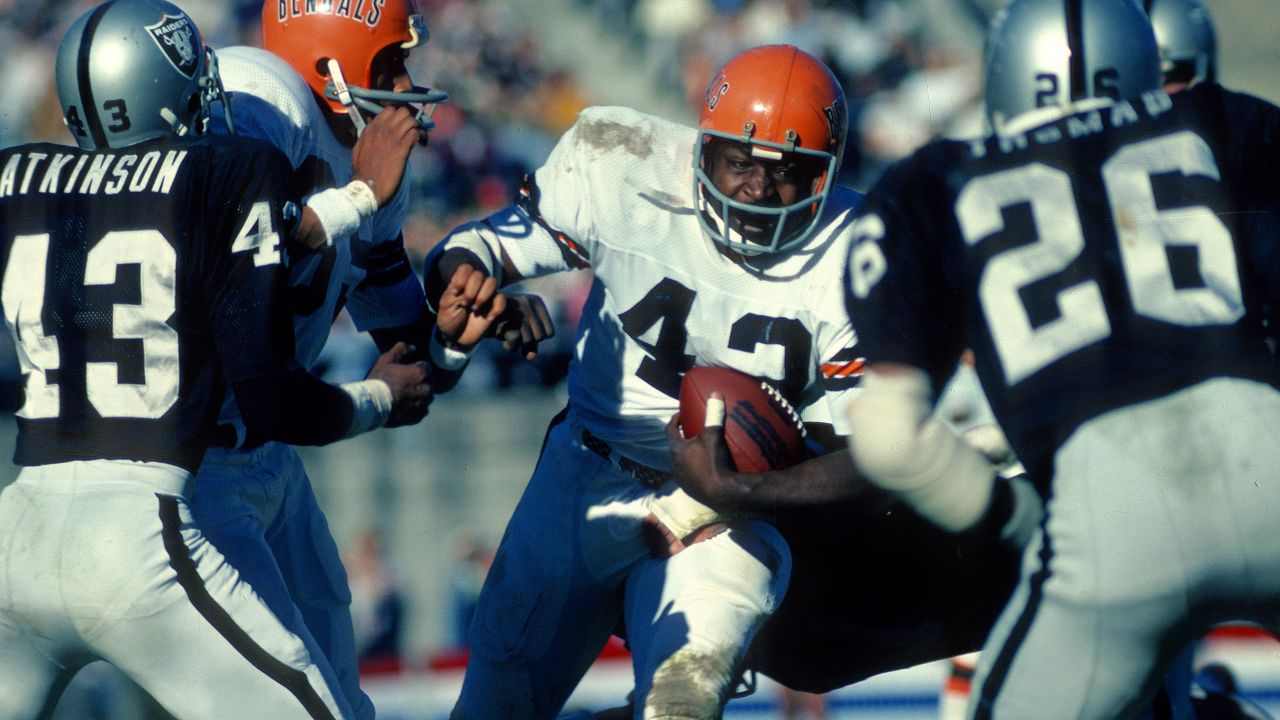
[1064,0,1087,101]
[77,2,112,149]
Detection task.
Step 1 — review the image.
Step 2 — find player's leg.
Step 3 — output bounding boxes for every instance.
[452,414,653,719]
[99,487,355,718]
[969,381,1277,719]
[195,443,370,718]
[624,519,791,720]
[0,470,86,718]
[263,445,372,719]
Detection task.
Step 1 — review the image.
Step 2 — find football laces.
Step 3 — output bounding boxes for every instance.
[759,381,807,438]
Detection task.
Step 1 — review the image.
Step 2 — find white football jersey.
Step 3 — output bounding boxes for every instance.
[440,106,865,469]
[213,46,423,369]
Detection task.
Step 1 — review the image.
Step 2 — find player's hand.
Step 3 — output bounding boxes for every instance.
[493,293,555,360]
[366,341,433,427]
[351,106,421,207]
[666,392,738,510]
[436,264,506,349]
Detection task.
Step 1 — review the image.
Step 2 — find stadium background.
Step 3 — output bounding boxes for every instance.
[0,0,1277,717]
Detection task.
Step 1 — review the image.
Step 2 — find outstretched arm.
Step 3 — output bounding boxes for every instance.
[232,341,432,447]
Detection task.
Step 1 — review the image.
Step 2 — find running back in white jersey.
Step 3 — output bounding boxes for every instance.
[440,106,865,469]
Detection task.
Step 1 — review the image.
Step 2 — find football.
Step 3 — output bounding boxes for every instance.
[678,366,807,473]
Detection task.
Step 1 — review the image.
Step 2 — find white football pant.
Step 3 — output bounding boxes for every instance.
[451,410,791,719]
[0,459,353,719]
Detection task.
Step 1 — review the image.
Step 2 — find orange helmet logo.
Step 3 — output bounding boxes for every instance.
[705,73,730,112]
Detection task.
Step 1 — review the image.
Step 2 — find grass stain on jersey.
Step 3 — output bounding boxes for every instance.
[578,118,654,159]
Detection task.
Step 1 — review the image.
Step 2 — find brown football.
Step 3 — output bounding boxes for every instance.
[678,366,807,473]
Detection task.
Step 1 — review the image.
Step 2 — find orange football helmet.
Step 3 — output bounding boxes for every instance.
[262,0,447,133]
[694,44,847,256]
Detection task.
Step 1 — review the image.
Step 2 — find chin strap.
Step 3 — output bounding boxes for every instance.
[327,59,366,136]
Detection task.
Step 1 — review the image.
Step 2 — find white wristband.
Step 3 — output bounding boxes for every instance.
[305,180,378,246]
[649,488,730,541]
[429,329,475,372]
[340,378,393,437]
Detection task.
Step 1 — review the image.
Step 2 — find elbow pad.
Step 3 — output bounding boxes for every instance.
[846,368,995,533]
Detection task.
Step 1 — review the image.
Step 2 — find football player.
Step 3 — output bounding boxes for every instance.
[0,1,442,717]
[1146,0,1217,91]
[422,43,1028,719]
[842,0,1280,718]
[190,3,508,719]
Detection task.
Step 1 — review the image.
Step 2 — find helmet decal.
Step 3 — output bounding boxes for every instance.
[264,0,446,132]
[823,101,845,153]
[705,75,729,112]
[276,0,394,30]
[147,14,200,77]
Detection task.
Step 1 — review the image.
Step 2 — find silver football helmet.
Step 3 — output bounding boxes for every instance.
[1145,0,1217,86]
[55,0,228,150]
[983,0,1162,133]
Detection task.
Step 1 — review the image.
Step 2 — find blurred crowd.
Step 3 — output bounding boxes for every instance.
[0,0,990,399]
[575,0,993,185]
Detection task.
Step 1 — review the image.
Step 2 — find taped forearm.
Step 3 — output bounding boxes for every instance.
[339,379,392,437]
[304,180,378,247]
[846,367,995,533]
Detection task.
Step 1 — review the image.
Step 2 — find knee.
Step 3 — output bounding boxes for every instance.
[642,646,738,720]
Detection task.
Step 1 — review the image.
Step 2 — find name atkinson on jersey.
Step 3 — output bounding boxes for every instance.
[0,149,187,199]
[970,89,1174,158]
[275,0,391,26]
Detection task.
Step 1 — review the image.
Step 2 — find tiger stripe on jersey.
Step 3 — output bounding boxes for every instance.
[518,176,591,270]
[820,348,864,391]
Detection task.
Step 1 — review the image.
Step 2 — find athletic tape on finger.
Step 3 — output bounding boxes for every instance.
[705,396,725,428]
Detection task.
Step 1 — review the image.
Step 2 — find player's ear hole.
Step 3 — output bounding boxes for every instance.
[315,58,331,77]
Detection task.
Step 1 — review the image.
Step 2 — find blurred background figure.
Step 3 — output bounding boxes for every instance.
[779,685,829,719]
[346,531,408,673]
[447,533,496,652]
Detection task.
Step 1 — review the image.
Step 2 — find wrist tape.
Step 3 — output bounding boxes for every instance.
[429,328,476,371]
[306,180,378,246]
[341,378,393,437]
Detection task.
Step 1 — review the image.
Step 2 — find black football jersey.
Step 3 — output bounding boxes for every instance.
[0,134,300,471]
[845,84,1280,481]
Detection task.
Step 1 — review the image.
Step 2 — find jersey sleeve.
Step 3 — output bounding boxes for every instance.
[437,113,603,281]
[345,233,429,332]
[344,183,428,331]
[803,318,863,436]
[843,153,966,391]
[200,143,300,384]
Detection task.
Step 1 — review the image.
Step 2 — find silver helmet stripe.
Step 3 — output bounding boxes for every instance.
[76,2,112,149]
